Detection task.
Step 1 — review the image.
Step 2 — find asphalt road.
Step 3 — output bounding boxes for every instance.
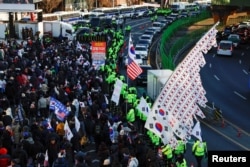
[82,16,250,167]
[200,46,250,134]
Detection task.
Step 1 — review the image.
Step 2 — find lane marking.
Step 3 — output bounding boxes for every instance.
[234,91,247,100]
[209,63,212,68]
[241,52,244,56]
[224,118,250,136]
[213,54,216,58]
[200,119,250,150]
[243,69,248,75]
[214,75,220,81]
[239,59,241,64]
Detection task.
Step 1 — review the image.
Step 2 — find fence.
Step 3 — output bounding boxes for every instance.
[159,11,211,69]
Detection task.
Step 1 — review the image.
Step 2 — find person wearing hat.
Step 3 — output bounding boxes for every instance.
[0,147,11,167]
[46,136,60,167]
[74,151,88,167]
[10,158,21,167]
[175,154,187,167]
[127,150,139,167]
[52,150,69,167]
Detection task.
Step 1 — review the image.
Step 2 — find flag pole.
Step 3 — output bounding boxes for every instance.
[126,33,130,115]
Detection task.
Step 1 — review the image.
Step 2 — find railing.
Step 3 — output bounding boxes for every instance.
[159,10,211,69]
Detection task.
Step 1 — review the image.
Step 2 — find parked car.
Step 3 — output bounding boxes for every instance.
[139,35,153,45]
[131,13,141,19]
[227,34,240,48]
[124,54,143,67]
[146,27,157,35]
[143,30,155,40]
[165,17,175,24]
[152,22,164,33]
[135,45,148,59]
[136,65,152,86]
[159,19,169,28]
[136,39,151,49]
[217,40,233,56]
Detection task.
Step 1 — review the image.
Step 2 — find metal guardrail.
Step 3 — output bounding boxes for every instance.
[199,104,224,124]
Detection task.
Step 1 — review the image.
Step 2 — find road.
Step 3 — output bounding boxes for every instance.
[200,46,250,134]
[83,17,250,167]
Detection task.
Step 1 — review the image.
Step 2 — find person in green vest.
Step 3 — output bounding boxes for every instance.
[105,72,116,84]
[125,25,131,34]
[154,14,158,22]
[162,144,174,167]
[126,106,135,124]
[175,154,187,167]
[128,87,137,94]
[5,28,9,40]
[174,139,186,159]
[126,92,137,105]
[120,83,128,99]
[192,140,207,167]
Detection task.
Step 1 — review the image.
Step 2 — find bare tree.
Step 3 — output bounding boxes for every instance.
[85,0,95,11]
[39,0,63,13]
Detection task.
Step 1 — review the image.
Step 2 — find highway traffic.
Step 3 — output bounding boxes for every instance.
[123,14,250,152]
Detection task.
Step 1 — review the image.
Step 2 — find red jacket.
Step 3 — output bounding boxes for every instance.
[0,154,11,167]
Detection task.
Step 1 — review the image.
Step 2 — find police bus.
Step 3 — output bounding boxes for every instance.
[118,6,134,18]
[91,7,119,19]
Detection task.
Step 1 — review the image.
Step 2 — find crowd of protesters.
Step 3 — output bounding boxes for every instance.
[0,26,164,167]
[0,19,201,166]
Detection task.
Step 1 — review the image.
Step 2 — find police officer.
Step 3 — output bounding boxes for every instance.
[175,154,187,167]
[192,140,207,167]
[5,27,9,40]
[174,139,186,159]
[126,105,136,125]
[161,144,174,167]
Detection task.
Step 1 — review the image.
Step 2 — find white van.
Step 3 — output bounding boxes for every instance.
[217,40,233,56]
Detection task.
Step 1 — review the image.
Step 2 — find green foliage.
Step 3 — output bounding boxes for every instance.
[160,11,212,69]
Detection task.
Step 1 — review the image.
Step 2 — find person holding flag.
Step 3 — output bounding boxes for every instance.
[127,34,143,81]
[191,121,207,167]
[49,97,69,121]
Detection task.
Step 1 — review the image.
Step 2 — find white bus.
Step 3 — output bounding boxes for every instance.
[91,7,119,18]
[54,11,82,24]
[170,2,189,12]
[133,5,149,16]
[118,6,134,18]
[88,12,106,19]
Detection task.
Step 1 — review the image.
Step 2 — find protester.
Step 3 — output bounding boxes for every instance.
[0,24,189,167]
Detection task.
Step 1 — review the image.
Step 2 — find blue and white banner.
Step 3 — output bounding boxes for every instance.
[49,97,69,121]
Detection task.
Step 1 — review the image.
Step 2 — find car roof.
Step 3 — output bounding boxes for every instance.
[140,35,151,38]
[219,40,233,44]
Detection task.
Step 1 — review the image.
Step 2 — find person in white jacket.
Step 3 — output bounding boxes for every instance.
[127,151,139,167]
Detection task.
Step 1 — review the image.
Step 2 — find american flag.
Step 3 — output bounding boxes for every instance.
[127,34,142,80]
[49,97,69,121]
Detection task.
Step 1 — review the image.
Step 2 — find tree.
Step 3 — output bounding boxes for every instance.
[39,0,63,13]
